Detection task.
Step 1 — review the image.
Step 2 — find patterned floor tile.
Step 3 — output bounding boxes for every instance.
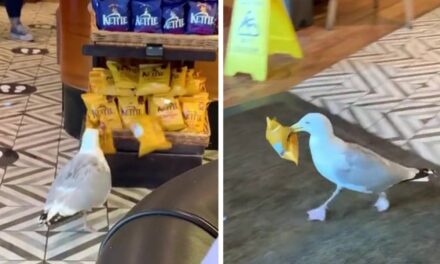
[0,206,46,231]
[2,167,55,185]
[0,231,46,261]
[12,150,57,168]
[338,104,386,128]
[107,188,151,208]
[405,113,440,164]
[0,261,43,264]
[48,208,108,233]
[0,185,48,206]
[45,232,105,261]
[46,261,96,264]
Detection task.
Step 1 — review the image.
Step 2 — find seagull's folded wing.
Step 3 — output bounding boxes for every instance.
[45,154,111,215]
[334,143,413,193]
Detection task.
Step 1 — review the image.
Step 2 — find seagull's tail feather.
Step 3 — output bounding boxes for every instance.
[403,168,437,183]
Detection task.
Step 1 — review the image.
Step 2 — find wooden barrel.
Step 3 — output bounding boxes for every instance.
[59,0,91,91]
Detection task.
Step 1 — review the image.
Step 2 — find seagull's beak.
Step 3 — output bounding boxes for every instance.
[290,123,303,133]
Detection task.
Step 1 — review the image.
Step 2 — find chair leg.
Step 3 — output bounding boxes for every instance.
[326,0,338,30]
[403,0,413,28]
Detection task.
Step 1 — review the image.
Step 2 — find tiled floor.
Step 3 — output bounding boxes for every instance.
[0,2,217,263]
[291,7,440,165]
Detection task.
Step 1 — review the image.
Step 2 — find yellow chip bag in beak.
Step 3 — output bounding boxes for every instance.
[265,117,299,165]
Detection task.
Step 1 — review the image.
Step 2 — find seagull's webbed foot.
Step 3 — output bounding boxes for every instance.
[308,186,342,221]
[307,206,327,221]
[374,192,389,212]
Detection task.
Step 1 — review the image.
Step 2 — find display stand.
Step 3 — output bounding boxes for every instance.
[78,37,218,189]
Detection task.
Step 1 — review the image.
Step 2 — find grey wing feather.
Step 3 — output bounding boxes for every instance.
[335,143,414,193]
[45,153,111,213]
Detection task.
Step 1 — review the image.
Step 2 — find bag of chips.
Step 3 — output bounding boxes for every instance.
[99,122,117,154]
[180,92,210,133]
[94,0,130,31]
[81,93,123,130]
[129,116,172,157]
[162,1,186,34]
[170,66,188,96]
[187,1,218,35]
[89,68,118,95]
[186,69,206,95]
[265,117,299,165]
[137,64,171,95]
[149,95,186,131]
[107,61,138,89]
[132,0,162,33]
[118,96,146,127]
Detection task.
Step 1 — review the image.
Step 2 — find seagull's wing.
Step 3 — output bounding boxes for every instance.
[333,142,415,193]
[45,153,111,216]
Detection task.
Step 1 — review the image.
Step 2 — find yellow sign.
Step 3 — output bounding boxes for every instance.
[225,0,303,81]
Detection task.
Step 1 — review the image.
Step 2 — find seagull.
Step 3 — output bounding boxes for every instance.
[39,128,112,231]
[290,113,435,221]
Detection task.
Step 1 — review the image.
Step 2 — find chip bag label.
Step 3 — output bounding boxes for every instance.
[265,117,299,165]
[129,116,172,157]
[163,2,185,34]
[94,0,130,31]
[132,0,162,33]
[149,95,186,131]
[188,1,218,35]
[118,96,146,127]
[180,92,209,133]
[82,93,123,130]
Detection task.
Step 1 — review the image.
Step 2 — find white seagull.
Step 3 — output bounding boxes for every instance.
[39,128,112,230]
[291,113,435,221]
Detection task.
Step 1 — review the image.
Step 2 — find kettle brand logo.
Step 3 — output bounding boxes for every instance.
[136,7,159,26]
[122,106,141,116]
[142,68,164,78]
[191,4,214,25]
[103,4,128,26]
[158,103,177,112]
[92,105,113,118]
[164,11,184,29]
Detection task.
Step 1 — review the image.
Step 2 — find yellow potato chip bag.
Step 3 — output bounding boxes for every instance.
[186,70,206,95]
[149,95,186,131]
[265,117,299,165]
[106,60,138,89]
[129,116,172,157]
[170,66,188,96]
[118,96,146,127]
[137,64,171,95]
[180,93,210,133]
[81,93,123,130]
[99,122,116,154]
[89,68,118,95]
